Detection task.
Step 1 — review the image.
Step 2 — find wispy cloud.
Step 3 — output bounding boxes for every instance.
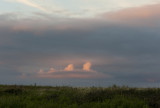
[2,3,160,33]
[6,0,74,17]
[14,0,49,12]
[6,0,160,18]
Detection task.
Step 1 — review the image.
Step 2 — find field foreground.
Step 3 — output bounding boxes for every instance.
[0,85,160,108]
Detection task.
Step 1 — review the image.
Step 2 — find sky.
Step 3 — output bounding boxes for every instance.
[1,0,160,87]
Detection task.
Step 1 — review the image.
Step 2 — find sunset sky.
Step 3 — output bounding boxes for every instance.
[1,0,160,87]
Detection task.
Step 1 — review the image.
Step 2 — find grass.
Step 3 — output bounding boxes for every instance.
[0,85,159,108]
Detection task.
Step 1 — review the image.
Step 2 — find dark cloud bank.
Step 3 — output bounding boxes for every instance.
[0,4,160,87]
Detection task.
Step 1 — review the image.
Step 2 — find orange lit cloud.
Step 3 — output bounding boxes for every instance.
[37,69,109,79]
[83,62,91,71]
[48,68,55,74]
[64,64,74,71]
[37,72,108,79]
[38,68,55,74]
[38,69,44,74]
[35,62,110,79]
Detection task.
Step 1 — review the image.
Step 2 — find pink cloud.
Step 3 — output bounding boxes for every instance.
[37,70,108,79]
[48,68,55,74]
[64,64,74,71]
[83,62,91,71]
[104,3,160,21]
[1,3,160,33]
[38,68,55,75]
[35,62,110,79]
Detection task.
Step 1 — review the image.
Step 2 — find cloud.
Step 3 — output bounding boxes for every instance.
[5,0,160,18]
[38,69,44,74]
[7,0,71,15]
[83,62,91,71]
[38,68,55,74]
[103,3,160,24]
[1,3,160,86]
[34,62,109,79]
[2,3,160,33]
[14,0,49,12]
[37,71,109,79]
[64,64,74,71]
[48,68,55,74]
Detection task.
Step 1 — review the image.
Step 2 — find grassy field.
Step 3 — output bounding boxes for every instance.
[0,85,160,108]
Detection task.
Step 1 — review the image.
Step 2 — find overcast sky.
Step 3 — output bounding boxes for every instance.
[0,0,160,87]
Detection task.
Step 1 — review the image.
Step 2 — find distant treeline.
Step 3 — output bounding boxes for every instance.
[0,84,160,108]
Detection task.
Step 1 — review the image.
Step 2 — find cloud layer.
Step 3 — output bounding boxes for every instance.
[35,62,108,79]
[5,0,160,17]
[106,4,160,20]
[15,0,48,12]
[1,3,160,86]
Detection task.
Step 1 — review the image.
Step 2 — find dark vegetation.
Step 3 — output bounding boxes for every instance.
[0,85,160,108]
